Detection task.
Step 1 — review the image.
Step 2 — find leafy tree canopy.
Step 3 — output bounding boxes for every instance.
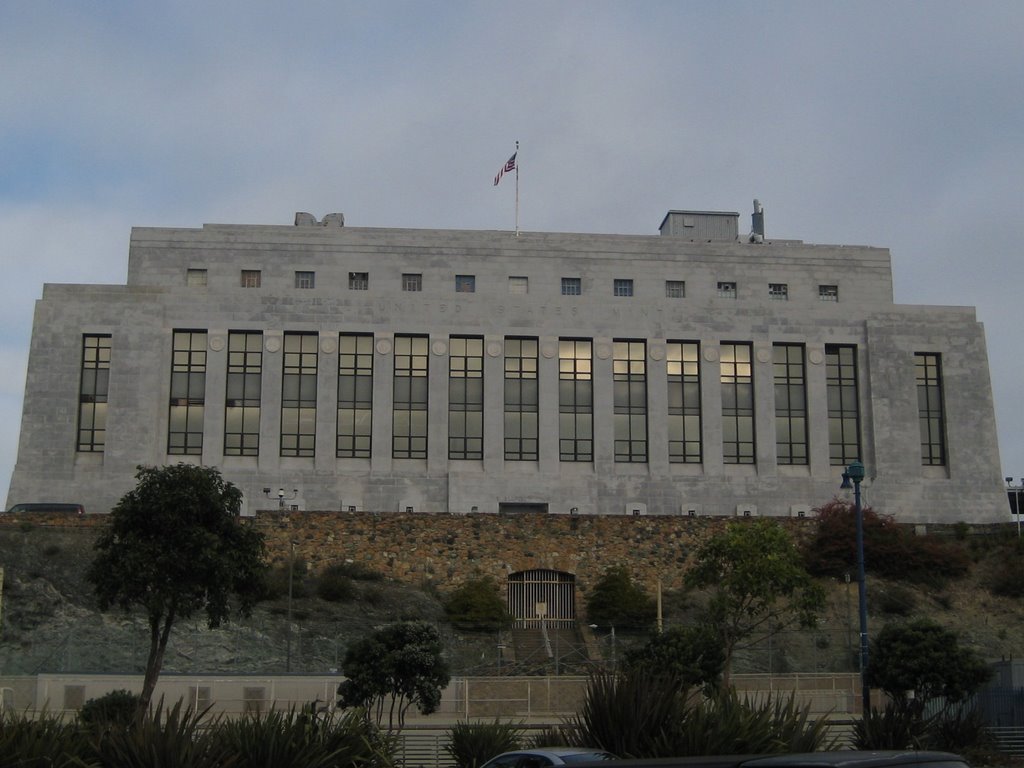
[338,621,451,729]
[867,618,992,709]
[623,624,725,691]
[87,463,267,715]
[803,499,969,583]
[78,689,143,728]
[686,519,825,680]
[443,575,513,632]
[585,565,657,631]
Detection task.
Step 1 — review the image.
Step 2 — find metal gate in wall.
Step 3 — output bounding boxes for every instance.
[507,569,576,628]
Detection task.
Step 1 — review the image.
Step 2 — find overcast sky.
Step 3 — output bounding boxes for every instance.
[2,2,1022,507]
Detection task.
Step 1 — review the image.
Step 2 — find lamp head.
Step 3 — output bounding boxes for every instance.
[840,473,852,490]
[1007,477,1014,486]
[846,460,866,484]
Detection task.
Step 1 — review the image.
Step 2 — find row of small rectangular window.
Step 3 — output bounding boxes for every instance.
[188,268,839,301]
[77,333,944,467]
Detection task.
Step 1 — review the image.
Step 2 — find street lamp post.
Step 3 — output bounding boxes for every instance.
[287,541,295,673]
[841,459,870,718]
[1005,477,1023,537]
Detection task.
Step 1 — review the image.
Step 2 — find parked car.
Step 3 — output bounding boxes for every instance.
[572,752,970,768]
[5,502,85,515]
[481,748,617,768]
[745,755,968,768]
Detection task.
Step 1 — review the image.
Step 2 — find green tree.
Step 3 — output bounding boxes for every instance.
[443,575,513,632]
[87,464,267,717]
[867,618,992,714]
[585,565,656,630]
[623,624,725,691]
[686,519,825,682]
[337,621,451,729]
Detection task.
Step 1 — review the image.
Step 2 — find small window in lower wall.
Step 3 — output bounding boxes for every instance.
[243,686,267,715]
[64,685,86,711]
[192,685,212,712]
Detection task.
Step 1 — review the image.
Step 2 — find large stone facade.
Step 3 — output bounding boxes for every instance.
[7,208,1006,523]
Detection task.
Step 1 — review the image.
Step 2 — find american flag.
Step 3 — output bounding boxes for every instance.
[493,152,517,186]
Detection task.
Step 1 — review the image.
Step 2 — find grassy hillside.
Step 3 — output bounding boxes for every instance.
[0,521,1021,678]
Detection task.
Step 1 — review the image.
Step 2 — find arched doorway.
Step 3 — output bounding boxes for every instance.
[506,569,576,628]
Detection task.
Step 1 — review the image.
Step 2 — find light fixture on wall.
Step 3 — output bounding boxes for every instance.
[263,487,299,509]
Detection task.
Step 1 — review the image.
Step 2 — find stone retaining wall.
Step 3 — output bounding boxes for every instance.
[1,509,819,593]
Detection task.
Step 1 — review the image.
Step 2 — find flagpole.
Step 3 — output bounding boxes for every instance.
[514,140,520,236]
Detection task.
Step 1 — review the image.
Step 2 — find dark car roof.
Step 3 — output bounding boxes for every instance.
[576,752,968,768]
[743,753,967,768]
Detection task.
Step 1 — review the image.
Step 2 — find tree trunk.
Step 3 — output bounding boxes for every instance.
[136,607,175,721]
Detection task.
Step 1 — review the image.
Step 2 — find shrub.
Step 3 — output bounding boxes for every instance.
[854,701,996,756]
[0,708,96,767]
[804,500,969,583]
[657,688,833,756]
[89,698,232,768]
[362,585,385,606]
[985,537,1024,598]
[265,558,309,600]
[216,703,394,768]
[875,583,918,616]
[526,725,571,747]
[316,564,357,602]
[565,669,831,758]
[622,624,724,691]
[854,700,930,750]
[926,706,995,755]
[79,689,143,727]
[564,667,687,757]
[335,562,385,581]
[585,565,656,631]
[445,719,523,768]
[444,576,513,632]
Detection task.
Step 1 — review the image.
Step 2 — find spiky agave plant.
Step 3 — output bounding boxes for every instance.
[444,718,524,768]
[89,698,233,768]
[563,667,689,758]
[0,707,98,768]
[215,703,395,768]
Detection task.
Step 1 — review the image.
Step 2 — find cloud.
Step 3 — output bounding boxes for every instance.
[2,1,1024,502]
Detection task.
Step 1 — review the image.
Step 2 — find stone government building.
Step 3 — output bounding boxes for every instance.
[7,203,1007,525]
